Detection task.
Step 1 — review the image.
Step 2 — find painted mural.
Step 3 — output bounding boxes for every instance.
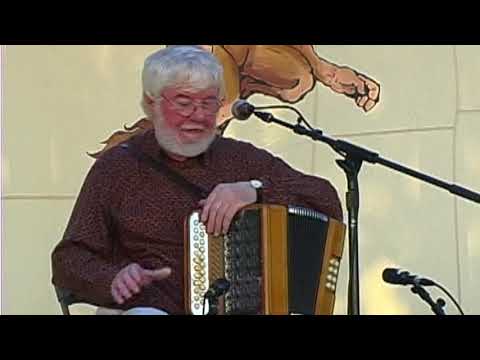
[90,45,380,158]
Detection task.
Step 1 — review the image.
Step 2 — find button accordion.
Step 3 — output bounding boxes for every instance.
[184,204,345,315]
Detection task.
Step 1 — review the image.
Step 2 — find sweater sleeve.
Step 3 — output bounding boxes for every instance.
[245,143,344,221]
[51,154,131,307]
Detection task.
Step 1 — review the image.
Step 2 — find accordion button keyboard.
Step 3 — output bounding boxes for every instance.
[329,258,338,266]
[188,213,211,315]
[326,282,336,292]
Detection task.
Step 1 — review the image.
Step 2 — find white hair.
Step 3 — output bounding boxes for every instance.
[140,45,225,118]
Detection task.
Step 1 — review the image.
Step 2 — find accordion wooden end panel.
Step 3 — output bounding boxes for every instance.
[184,204,346,315]
[261,205,289,315]
[315,218,345,315]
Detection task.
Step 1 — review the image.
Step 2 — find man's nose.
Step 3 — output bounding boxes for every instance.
[189,106,211,120]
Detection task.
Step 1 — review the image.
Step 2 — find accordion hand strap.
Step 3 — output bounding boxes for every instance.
[120,142,210,199]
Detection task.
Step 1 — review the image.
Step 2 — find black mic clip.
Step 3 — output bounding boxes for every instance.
[203,278,231,315]
[410,283,447,315]
[252,111,274,123]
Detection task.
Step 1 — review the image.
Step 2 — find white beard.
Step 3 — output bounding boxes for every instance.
[153,118,216,158]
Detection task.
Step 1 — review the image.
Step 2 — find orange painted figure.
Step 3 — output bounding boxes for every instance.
[91,45,380,158]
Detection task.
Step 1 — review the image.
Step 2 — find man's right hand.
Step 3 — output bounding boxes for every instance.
[111,263,171,305]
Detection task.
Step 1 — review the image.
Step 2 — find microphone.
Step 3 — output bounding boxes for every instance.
[382,268,435,286]
[231,100,255,120]
[204,278,231,298]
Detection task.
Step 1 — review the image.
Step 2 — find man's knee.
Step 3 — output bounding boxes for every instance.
[122,307,168,315]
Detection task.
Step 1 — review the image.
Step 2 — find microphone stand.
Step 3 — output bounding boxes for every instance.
[411,284,446,315]
[252,111,480,315]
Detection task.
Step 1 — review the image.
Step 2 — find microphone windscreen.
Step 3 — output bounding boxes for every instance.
[382,268,401,284]
[231,100,255,120]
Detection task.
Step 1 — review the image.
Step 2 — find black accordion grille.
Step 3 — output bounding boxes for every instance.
[223,209,262,315]
[288,207,329,314]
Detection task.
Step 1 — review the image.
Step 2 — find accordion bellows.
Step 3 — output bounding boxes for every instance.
[184,204,346,315]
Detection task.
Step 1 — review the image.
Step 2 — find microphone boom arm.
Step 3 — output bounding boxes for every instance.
[253,111,480,204]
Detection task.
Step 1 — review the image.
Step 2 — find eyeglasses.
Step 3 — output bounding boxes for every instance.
[160,94,223,117]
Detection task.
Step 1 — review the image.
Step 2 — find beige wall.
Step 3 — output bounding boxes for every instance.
[2,45,164,314]
[1,45,4,311]
[2,45,479,315]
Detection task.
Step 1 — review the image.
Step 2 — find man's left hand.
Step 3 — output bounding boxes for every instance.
[199,182,257,236]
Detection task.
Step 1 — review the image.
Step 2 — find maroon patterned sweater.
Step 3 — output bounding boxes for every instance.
[51,129,343,314]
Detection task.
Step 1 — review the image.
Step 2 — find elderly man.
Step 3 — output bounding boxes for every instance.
[51,46,343,315]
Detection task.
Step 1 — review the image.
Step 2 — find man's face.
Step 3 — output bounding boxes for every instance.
[151,86,222,157]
